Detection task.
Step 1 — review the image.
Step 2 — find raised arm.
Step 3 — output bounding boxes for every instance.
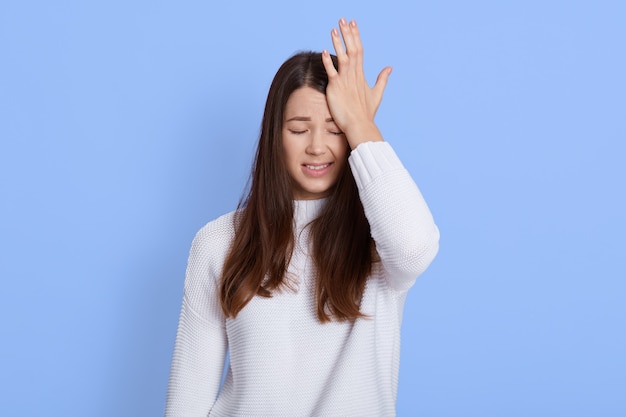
[349,141,440,290]
[323,18,439,290]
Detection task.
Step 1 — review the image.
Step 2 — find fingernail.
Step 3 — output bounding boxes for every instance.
[332,28,339,36]
[350,20,357,27]
[340,17,347,25]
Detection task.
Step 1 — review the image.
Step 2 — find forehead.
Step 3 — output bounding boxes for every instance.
[284,87,331,119]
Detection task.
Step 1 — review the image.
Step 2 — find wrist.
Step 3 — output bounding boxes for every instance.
[343,121,384,149]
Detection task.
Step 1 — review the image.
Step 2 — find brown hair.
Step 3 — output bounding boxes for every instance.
[219,52,376,322]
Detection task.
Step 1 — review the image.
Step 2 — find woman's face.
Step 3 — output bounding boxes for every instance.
[282,87,349,200]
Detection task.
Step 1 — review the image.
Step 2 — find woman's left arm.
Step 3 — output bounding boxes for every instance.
[322,18,439,289]
[350,141,440,290]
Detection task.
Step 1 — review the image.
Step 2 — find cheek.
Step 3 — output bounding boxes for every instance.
[281,134,299,165]
[332,139,350,164]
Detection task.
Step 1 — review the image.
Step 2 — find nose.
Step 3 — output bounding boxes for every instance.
[305,129,326,156]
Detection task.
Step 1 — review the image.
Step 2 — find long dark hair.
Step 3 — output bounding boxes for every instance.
[219,51,376,322]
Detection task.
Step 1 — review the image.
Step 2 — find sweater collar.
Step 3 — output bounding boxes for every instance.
[293,198,328,229]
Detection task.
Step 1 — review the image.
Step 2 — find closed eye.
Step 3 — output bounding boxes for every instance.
[288,129,307,135]
[329,131,344,136]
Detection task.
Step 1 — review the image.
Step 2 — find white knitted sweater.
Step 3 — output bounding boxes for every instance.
[165,141,440,417]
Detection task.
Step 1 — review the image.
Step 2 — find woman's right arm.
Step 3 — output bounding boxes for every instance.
[165,224,229,417]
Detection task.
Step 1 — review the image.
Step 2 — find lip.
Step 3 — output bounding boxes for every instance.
[301,162,334,177]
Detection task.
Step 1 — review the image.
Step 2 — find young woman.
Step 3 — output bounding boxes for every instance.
[165,18,440,417]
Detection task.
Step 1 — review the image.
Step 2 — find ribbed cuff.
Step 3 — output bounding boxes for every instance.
[348,141,405,191]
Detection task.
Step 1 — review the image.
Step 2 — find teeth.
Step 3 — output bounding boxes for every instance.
[306,164,329,170]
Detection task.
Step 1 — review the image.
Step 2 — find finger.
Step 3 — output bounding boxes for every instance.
[373,66,392,99]
[330,27,347,63]
[338,18,354,52]
[339,18,359,60]
[347,20,364,68]
[321,49,338,78]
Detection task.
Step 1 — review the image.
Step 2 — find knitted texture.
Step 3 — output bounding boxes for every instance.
[165,141,440,417]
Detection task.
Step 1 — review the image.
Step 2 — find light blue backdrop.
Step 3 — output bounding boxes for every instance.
[1,0,624,416]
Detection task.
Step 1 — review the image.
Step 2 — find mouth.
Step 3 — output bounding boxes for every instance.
[304,163,331,171]
[301,162,334,177]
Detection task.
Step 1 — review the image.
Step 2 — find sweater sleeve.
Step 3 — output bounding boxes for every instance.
[165,224,229,417]
[348,141,440,291]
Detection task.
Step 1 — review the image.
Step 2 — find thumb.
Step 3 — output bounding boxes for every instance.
[372,66,392,99]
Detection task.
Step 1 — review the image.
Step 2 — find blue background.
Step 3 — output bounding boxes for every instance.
[1,0,625,416]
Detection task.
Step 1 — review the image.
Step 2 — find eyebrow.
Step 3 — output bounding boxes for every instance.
[285,116,335,123]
